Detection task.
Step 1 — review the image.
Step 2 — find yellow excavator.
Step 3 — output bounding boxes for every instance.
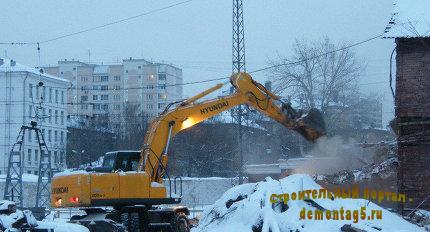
[51,72,325,232]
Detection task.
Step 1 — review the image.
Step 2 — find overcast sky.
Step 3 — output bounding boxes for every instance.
[1,0,396,125]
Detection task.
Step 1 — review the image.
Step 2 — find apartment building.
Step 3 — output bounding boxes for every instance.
[0,58,69,174]
[43,58,183,132]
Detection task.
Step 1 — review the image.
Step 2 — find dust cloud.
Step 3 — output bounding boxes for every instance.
[291,136,371,175]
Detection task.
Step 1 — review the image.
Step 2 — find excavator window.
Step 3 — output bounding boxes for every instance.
[102,156,115,170]
[94,151,140,173]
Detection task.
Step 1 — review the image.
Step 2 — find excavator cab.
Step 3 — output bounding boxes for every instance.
[92,151,141,173]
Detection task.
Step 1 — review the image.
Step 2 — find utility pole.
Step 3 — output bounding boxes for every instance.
[232,0,246,184]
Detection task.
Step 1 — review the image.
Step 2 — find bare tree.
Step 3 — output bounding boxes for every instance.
[115,103,150,150]
[269,37,363,115]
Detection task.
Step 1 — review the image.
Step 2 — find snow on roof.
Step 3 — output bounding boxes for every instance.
[93,65,109,74]
[383,0,430,38]
[0,58,69,83]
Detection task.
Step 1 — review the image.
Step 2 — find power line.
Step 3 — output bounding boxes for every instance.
[0,42,37,45]
[39,0,195,44]
[249,33,383,74]
[39,77,230,91]
[9,33,384,94]
[0,0,195,45]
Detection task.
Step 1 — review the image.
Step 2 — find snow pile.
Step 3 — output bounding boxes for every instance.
[0,174,43,182]
[193,174,424,232]
[53,169,89,178]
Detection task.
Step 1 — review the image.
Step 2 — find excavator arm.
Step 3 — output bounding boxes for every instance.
[140,72,326,183]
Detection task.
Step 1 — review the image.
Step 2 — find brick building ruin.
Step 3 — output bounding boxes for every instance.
[384,0,430,213]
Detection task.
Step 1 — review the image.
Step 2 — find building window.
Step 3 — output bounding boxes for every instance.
[35,149,39,162]
[81,76,88,82]
[138,66,141,69]
[60,131,64,143]
[101,76,109,82]
[114,76,121,81]
[54,131,58,142]
[81,104,88,110]
[48,151,51,163]
[158,93,167,99]
[146,94,153,100]
[93,104,101,110]
[148,74,155,80]
[42,108,46,122]
[29,105,33,118]
[158,74,166,81]
[55,90,59,103]
[48,130,52,142]
[54,151,58,164]
[60,111,64,125]
[147,85,154,89]
[42,86,46,100]
[101,104,109,111]
[55,110,58,124]
[101,95,109,100]
[114,94,121,101]
[113,85,120,90]
[158,84,166,90]
[93,85,99,90]
[29,83,33,99]
[49,88,53,103]
[158,103,165,109]
[60,151,64,164]
[114,104,121,110]
[48,109,52,123]
[101,85,108,91]
[36,86,39,99]
[93,76,101,82]
[81,95,88,101]
[147,104,153,110]
[28,130,32,142]
[27,149,32,164]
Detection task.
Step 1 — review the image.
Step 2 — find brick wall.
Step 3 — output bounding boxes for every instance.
[395,38,430,213]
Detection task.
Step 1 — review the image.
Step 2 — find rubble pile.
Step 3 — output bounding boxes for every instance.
[319,156,398,185]
[192,174,423,232]
[408,210,430,231]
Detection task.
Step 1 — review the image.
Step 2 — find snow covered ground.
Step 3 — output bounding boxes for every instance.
[193,174,424,232]
[0,200,88,232]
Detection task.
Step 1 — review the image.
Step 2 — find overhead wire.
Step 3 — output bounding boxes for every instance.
[0,0,195,45]
[31,33,386,93]
[248,33,383,74]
